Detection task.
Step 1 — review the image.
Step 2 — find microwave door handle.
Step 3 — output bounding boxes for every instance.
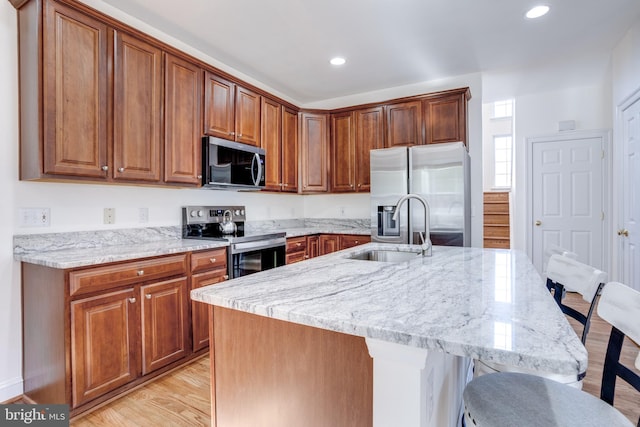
[251,152,262,186]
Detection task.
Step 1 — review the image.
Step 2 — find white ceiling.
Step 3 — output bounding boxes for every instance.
[98,0,640,105]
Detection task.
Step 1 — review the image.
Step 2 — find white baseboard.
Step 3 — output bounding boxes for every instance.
[0,377,23,402]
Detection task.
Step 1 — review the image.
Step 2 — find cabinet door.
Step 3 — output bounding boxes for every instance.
[306,235,319,259]
[235,86,261,146]
[300,112,329,193]
[354,107,384,192]
[42,1,108,178]
[319,235,340,255]
[140,277,189,375]
[424,93,467,145]
[281,107,299,192]
[71,288,139,407]
[204,72,235,139]
[330,112,355,192]
[164,54,202,185]
[261,98,282,191]
[192,269,227,352]
[113,31,162,182]
[385,101,422,147]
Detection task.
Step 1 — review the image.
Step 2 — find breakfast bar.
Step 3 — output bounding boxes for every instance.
[191,244,588,427]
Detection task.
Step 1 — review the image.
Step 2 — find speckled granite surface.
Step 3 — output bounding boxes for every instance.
[13,219,370,269]
[192,243,588,377]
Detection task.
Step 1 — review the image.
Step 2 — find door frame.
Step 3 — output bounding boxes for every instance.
[525,129,611,274]
[614,86,640,284]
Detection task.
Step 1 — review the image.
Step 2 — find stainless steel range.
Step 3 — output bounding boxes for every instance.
[182,206,286,279]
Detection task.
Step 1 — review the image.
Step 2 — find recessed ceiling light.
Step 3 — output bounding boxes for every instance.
[330,57,346,66]
[525,5,550,19]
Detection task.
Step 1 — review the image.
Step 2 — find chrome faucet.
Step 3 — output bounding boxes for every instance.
[392,194,432,257]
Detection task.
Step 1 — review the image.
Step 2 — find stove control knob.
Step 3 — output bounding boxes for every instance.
[197,210,204,217]
[190,210,197,217]
[240,209,245,216]
[235,209,241,216]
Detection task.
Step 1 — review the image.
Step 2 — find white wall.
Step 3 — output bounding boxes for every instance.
[611,19,640,281]
[510,84,612,253]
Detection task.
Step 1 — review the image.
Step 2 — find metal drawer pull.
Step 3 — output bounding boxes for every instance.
[145,294,151,299]
[209,258,217,263]
[128,297,136,303]
[223,275,229,280]
[137,270,144,276]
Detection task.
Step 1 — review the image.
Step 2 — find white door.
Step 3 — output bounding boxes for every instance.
[528,132,608,273]
[621,100,640,291]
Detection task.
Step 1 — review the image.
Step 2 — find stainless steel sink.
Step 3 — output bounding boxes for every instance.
[347,249,420,263]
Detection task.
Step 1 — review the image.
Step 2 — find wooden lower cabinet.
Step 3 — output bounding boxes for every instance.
[191,267,228,352]
[319,235,340,255]
[71,288,139,407]
[286,236,307,264]
[340,234,371,250]
[140,278,189,374]
[23,249,225,416]
[306,235,319,258]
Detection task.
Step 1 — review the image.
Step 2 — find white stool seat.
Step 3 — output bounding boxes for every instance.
[463,372,633,427]
[473,359,582,388]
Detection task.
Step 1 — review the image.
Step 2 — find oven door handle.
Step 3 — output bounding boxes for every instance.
[232,237,286,254]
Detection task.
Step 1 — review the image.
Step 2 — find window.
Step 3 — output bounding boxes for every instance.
[494,135,512,188]
[493,100,513,118]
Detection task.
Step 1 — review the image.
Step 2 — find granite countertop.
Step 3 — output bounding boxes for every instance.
[13,220,370,269]
[14,238,228,269]
[191,243,588,376]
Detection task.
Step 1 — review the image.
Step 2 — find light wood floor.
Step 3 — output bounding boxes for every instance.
[15,293,637,426]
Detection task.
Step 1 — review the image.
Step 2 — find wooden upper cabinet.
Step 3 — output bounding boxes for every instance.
[164,53,202,185]
[424,89,470,146]
[113,31,163,182]
[384,100,422,147]
[204,72,235,139]
[235,86,261,146]
[204,72,261,146]
[330,112,355,192]
[261,97,282,191]
[354,106,384,192]
[300,112,329,193]
[41,0,109,179]
[281,107,299,193]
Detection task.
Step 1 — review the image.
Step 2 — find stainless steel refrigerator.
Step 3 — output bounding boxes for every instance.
[370,141,471,247]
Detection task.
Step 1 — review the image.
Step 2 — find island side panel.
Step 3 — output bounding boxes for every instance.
[209,306,373,427]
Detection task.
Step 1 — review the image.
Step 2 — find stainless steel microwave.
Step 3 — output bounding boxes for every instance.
[202,136,265,190]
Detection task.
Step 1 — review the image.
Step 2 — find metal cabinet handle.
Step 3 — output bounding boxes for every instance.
[137,270,144,276]
[118,167,125,173]
[296,243,301,247]
[197,175,202,179]
[238,133,243,137]
[145,294,151,300]
[229,132,235,136]
[535,220,542,226]
[209,258,217,263]
[101,165,109,171]
[223,275,229,280]
[128,297,136,303]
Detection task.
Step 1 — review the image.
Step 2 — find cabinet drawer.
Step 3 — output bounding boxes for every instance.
[340,234,371,249]
[286,251,307,265]
[191,248,227,273]
[286,237,307,254]
[484,226,510,239]
[484,239,510,249]
[69,254,188,297]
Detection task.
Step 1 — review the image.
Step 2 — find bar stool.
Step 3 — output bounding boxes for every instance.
[463,281,640,427]
[473,254,607,387]
[542,243,578,277]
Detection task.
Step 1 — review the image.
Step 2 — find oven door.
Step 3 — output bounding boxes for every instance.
[230,238,286,278]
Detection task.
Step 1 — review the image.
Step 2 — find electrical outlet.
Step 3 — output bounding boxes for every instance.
[18,208,50,227]
[340,206,346,216]
[104,208,115,224]
[139,207,149,223]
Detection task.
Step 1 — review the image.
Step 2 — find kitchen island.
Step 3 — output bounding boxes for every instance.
[191,244,588,427]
